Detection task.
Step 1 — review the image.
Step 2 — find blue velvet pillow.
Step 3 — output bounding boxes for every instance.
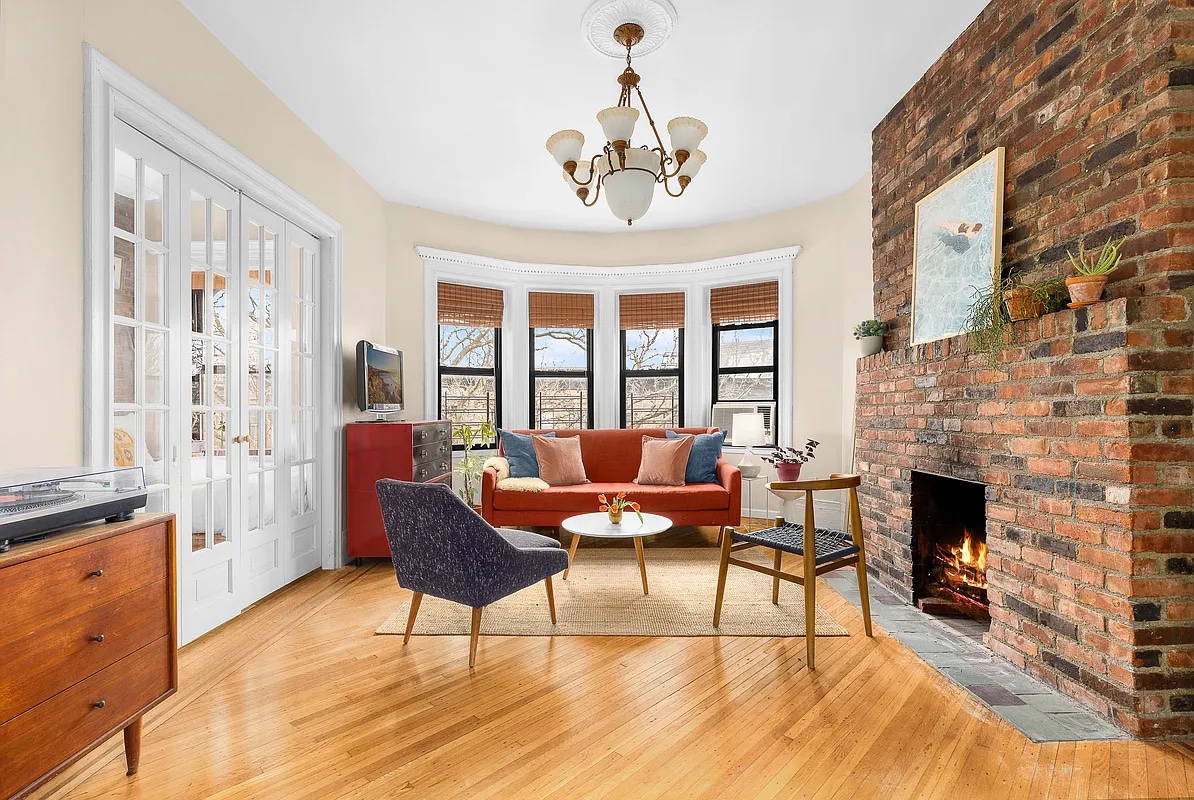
[499,430,554,478]
[665,429,725,484]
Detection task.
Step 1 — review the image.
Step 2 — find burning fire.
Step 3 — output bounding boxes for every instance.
[939,529,988,591]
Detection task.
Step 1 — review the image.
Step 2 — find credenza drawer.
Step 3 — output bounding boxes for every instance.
[412,459,451,483]
[0,579,169,723]
[412,439,451,464]
[0,636,172,800]
[412,422,451,446]
[2,523,168,643]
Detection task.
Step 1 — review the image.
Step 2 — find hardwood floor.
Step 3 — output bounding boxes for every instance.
[32,559,1194,800]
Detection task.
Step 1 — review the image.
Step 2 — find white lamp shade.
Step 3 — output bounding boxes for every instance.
[667,116,708,154]
[603,147,660,224]
[597,106,639,143]
[678,149,707,179]
[731,412,766,447]
[546,129,585,167]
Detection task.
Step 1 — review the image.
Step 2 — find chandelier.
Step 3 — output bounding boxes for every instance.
[546,21,707,226]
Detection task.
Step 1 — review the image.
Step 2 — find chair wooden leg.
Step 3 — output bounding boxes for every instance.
[633,536,649,594]
[856,557,873,638]
[804,564,816,670]
[469,607,483,668]
[544,576,557,625]
[713,526,734,627]
[716,526,724,548]
[772,548,783,605]
[564,533,582,579]
[403,591,423,645]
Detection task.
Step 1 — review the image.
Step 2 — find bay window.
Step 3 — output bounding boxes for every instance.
[529,292,594,429]
[437,282,503,444]
[620,292,685,428]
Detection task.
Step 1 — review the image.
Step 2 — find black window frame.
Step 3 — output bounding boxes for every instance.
[529,326,595,429]
[437,324,503,450]
[711,319,779,439]
[620,327,685,429]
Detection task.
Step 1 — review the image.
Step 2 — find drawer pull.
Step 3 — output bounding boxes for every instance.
[93,700,106,709]
[419,468,428,479]
[90,569,105,578]
[92,634,105,643]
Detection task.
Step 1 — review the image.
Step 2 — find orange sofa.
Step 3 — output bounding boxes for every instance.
[481,428,741,530]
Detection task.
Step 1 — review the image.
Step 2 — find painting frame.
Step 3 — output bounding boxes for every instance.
[910,146,1006,346]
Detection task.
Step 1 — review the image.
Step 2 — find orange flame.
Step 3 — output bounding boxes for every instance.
[946,529,988,589]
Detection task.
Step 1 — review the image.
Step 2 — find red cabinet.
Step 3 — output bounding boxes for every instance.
[346,420,453,559]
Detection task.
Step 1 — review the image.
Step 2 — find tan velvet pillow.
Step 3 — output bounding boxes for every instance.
[532,434,590,486]
[634,435,693,486]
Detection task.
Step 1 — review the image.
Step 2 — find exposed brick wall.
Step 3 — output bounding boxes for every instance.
[862,0,1194,738]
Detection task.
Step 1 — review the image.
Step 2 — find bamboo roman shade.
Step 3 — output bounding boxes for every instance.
[528,292,595,329]
[437,282,505,328]
[619,292,686,330]
[709,280,779,325]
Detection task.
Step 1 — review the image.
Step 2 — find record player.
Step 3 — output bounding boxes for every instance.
[0,467,148,552]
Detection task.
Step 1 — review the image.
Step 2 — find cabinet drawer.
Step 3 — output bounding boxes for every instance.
[413,460,451,483]
[0,636,172,800]
[412,439,451,464]
[0,579,169,723]
[1,524,168,643]
[412,422,451,447]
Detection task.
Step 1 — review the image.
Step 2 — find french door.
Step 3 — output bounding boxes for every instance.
[111,121,322,645]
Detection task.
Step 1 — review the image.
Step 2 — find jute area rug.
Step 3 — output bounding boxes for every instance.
[376,547,847,637]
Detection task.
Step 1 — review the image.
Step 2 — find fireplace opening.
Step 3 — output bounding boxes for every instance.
[911,471,989,623]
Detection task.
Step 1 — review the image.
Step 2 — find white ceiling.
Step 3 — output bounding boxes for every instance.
[181,0,989,232]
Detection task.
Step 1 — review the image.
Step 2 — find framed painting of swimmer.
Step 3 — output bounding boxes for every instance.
[911,146,1005,345]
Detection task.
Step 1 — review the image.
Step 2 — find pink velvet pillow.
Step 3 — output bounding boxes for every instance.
[634,435,693,486]
[532,434,590,486]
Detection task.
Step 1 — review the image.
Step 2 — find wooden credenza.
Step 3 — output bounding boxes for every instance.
[0,513,177,800]
[347,420,453,559]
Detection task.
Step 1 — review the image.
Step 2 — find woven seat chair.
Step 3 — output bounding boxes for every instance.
[376,479,568,667]
[713,473,873,669]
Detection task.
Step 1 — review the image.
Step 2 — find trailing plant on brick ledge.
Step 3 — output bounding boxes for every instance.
[963,273,1065,367]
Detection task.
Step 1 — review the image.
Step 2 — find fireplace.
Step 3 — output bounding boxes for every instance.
[911,471,989,622]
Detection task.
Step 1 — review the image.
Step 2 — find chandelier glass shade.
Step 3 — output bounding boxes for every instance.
[546,22,707,226]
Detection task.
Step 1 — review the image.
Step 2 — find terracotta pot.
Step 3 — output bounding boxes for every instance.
[775,462,803,482]
[607,508,623,524]
[1065,274,1108,307]
[1003,287,1043,321]
[859,335,883,357]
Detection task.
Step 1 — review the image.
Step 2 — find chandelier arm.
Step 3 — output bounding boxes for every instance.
[580,174,603,207]
[653,147,683,180]
[571,153,605,187]
[633,85,672,165]
[661,173,686,198]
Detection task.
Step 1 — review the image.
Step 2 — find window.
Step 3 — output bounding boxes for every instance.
[529,292,594,428]
[620,292,685,428]
[710,281,780,434]
[437,282,503,443]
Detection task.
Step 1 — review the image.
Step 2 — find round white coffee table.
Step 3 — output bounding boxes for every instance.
[560,512,672,594]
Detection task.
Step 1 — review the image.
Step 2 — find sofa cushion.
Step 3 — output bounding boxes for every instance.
[666,429,726,484]
[499,429,553,478]
[533,434,590,486]
[492,482,730,512]
[634,435,693,486]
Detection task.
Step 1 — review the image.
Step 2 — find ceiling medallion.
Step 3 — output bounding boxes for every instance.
[581,0,678,59]
[549,2,706,226]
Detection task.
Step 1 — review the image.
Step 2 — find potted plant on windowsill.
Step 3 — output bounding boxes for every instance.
[763,439,820,482]
[1066,236,1124,308]
[853,319,886,357]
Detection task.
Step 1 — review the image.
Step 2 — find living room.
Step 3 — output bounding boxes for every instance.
[1,0,1192,797]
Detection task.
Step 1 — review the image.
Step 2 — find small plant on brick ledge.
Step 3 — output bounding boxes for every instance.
[1066,236,1124,308]
[853,319,886,357]
[763,439,820,482]
[964,273,1065,367]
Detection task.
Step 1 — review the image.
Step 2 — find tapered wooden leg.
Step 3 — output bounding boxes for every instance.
[804,559,817,670]
[469,607,483,668]
[856,558,873,638]
[772,548,783,605]
[713,526,734,627]
[633,536,649,594]
[544,576,557,624]
[716,526,724,548]
[403,591,423,644]
[564,533,582,579]
[123,716,142,776]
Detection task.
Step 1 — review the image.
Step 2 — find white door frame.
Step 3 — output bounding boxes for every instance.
[83,45,346,570]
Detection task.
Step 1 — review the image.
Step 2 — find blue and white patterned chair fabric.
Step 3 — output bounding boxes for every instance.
[713,474,873,670]
[376,479,568,667]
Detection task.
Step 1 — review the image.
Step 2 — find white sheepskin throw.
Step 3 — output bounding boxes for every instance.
[483,456,510,481]
[497,477,549,492]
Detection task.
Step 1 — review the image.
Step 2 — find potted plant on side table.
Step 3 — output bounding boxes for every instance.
[763,439,820,482]
[1066,236,1124,308]
[853,319,886,356]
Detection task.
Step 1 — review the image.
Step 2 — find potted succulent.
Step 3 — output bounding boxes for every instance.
[853,319,886,357]
[763,439,820,482]
[599,492,641,525]
[1066,236,1124,308]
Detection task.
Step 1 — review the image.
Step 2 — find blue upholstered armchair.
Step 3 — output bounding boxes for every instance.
[376,479,568,666]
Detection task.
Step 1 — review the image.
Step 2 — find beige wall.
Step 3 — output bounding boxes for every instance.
[0,0,389,470]
[387,176,873,486]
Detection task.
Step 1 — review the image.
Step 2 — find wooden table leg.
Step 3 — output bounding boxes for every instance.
[564,533,581,579]
[633,536,649,594]
[123,716,143,776]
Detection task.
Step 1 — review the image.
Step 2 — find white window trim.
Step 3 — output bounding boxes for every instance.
[83,46,346,569]
[418,246,800,443]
